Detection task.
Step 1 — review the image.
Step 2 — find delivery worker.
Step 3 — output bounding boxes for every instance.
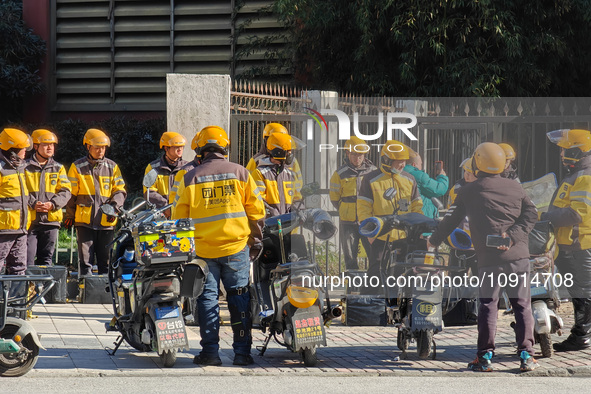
[358,140,423,283]
[427,142,538,372]
[404,151,449,219]
[25,129,71,266]
[448,157,477,206]
[246,123,303,191]
[330,136,376,270]
[172,125,265,366]
[499,143,520,182]
[65,128,127,276]
[143,131,187,213]
[251,133,302,217]
[169,131,201,205]
[0,128,31,275]
[543,129,591,351]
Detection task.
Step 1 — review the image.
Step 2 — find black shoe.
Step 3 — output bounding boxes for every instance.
[193,353,222,366]
[553,337,590,352]
[233,354,254,366]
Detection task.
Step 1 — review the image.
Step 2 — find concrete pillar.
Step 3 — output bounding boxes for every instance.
[166,74,231,161]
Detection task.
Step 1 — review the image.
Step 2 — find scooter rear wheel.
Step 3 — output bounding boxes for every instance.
[0,324,39,377]
[302,347,318,367]
[538,333,553,358]
[160,349,177,368]
[417,329,434,360]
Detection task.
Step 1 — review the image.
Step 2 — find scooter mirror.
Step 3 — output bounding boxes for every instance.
[100,203,117,216]
[143,169,158,188]
[383,187,397,201]
[431,197,444,210]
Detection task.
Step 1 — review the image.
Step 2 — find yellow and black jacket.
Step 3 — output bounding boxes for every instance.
[330,158,376,223]
[143,156,188,208]
[251,158,302,217]
[0,150,29,234]
[357,168,423,241]
[25,155,71,227]
[168,158,199,205]
[247,154,303,188]
[544,156,591,250]
[66,156,127,230]
[171,152,265,259]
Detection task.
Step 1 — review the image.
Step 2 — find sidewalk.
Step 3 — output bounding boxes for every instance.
[26,302,591,377]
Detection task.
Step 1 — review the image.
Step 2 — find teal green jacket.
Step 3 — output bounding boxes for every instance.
[404,165,449,219]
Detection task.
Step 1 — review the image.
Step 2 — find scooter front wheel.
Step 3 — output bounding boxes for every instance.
[301,347,318,367]
[159,349,177,368]
[0,324,39,377]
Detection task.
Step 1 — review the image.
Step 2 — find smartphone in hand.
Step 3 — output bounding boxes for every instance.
[486,235,511,248]
[435,160,443,173]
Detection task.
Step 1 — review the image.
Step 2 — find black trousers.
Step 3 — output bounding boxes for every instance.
[555,249,591,343]
[76,226,114,276]
[340,222,372,271]
[27,226,59,266]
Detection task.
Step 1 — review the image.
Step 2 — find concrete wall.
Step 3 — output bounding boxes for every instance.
[166,74,231,161]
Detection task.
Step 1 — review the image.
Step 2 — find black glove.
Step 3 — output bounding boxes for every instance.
[63,218,74,230]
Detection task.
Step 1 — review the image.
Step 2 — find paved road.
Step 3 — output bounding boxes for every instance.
[22,301,591,379]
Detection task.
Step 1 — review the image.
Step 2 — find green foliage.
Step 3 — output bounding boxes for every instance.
[268,0,591,96]
[313,241,341,276]
[0,0,46,124]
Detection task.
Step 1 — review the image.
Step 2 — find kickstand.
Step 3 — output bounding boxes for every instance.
[256,334,272,356]
[430,339,437,360]
[106,335,124,356]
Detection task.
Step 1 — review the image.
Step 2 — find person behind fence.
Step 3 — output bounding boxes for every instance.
[251,133,302,217]
[499,143,520,182]
[427,142,539,372]
[0,128,31,275]
[330,136,376,271]
[143,131,187,217]
[403,150,449,219]
[358,140,423,286]
[25,129,71,266]
[64,128,127,277]
[172,125,265,366]
[542,129,591,352]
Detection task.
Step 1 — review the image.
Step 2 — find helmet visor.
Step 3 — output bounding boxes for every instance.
[546,129,569,146]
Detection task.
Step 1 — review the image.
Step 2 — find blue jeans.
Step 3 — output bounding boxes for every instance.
[197,245,251,356]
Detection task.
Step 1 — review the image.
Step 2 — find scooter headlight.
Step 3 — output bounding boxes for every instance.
[286,285,318,308]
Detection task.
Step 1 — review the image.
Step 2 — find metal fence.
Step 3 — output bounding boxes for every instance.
[230,86,591,272]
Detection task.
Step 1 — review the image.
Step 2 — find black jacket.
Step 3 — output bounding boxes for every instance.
[430,173,537,267]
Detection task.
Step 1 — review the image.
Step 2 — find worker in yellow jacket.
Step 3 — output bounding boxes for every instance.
[25,129,71,266]
[251,133,302,217]
[143,131,187,216]
[172,126,265,367]
[358,140,423,283]
[65,128,127,276]
[0,128,31,275]
[169,131,201,205]
[543,129,591,352]
[330,136,376,270]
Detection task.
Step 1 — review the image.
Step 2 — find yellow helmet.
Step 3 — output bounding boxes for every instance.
[32,129,58,145]
[344,136,369,153]
[0,128,31,150]
[460,157,474,174]
[159,131,186,149]
[498,143,516,160]
[473,142,506,174]
[190,131,202,151]
[263,123,288,138]
[380,140,410,160]
[266,133,294,164]
[196,126,229,156]
[83,128,110,147]
[547,129,591,164]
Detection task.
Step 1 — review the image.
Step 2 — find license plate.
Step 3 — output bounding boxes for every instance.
[155,306,179,320]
